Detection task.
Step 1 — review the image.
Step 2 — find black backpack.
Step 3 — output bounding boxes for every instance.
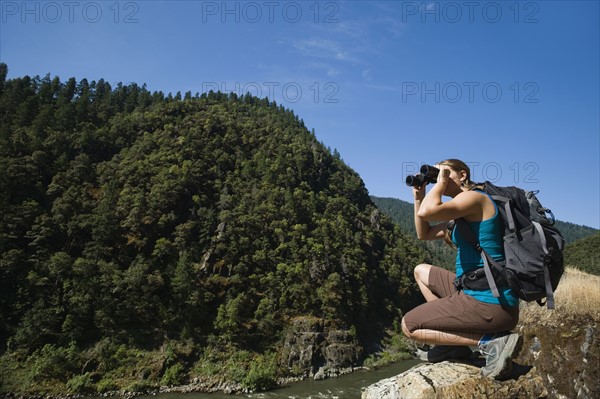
[454,181,565,309]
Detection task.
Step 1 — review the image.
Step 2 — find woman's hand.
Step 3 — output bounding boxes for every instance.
[413,183,426,201]
[436,165,451,189]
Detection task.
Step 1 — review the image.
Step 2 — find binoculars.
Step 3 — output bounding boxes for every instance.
[405,164,440,187]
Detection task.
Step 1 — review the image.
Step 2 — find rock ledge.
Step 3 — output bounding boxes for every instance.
[361,361,548,399]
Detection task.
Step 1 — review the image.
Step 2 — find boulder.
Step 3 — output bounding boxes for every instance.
[361,361,548,399]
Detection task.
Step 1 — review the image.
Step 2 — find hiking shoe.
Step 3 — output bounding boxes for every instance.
[417,345,473,363]
[479,333,523,379]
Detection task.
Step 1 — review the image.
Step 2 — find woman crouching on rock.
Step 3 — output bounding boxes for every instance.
[401,159,522,380]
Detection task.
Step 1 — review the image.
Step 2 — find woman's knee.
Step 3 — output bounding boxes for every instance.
[414,263,432,285]
[401,317,412,338]
[401,314,418,339]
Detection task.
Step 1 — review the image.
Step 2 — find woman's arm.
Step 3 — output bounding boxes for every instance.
[414,197,448,240]
[413,182,448,240]
[417,167,481,222]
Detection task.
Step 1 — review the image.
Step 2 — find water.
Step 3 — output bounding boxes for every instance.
[145,359,422,399]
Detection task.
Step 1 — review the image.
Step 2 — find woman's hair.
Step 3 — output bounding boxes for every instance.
[437,159,483,247]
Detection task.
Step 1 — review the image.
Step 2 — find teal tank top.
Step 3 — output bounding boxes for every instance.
[451,191,519,307]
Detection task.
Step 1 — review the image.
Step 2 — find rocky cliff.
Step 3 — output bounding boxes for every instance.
[280,317,363,380]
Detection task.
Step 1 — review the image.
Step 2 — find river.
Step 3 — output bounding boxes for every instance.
[142,359,422,399]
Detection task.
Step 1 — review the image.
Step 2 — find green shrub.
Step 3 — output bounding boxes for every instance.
[362,331,412,369]
[242,365,277,392]
[389,332,411,353]
[29,343,80,381]
[241,352,278,392]
[223,350,252,382]
[161,363,186,386]
[67,373,95,394]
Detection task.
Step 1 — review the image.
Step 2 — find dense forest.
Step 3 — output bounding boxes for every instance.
[0,65,429,394]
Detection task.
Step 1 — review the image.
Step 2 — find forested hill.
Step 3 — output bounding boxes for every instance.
[0,65,428,394]
[564,232,600,276]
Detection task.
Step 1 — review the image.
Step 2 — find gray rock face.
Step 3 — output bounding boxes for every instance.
[280,317,362,378]
[361,361,548,399]
[514,308,600,399]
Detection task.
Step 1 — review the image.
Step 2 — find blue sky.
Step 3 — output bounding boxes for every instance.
[1,1,599,228]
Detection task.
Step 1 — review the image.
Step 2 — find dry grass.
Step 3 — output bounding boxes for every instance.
[521,267,600,322]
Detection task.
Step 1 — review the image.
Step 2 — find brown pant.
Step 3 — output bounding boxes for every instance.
[403,266,519,335]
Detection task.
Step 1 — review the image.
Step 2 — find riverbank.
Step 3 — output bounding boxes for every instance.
[126,359,423,399]
[0,321,414,399]
[1,360,422,399]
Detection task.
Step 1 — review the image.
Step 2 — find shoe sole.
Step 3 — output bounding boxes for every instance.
[484,334,523,380]
[418,346,472,363]
[430,347,472,363]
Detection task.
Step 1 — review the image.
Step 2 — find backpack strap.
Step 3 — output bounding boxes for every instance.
[532,221,556,309]
[455,218,502,298]
[489,195,516,231]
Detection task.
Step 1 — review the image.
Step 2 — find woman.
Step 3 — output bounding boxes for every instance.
[401,159,521,380]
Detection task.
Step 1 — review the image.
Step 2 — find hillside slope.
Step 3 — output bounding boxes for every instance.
[0,67,427,394]
[564,232,600,275]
